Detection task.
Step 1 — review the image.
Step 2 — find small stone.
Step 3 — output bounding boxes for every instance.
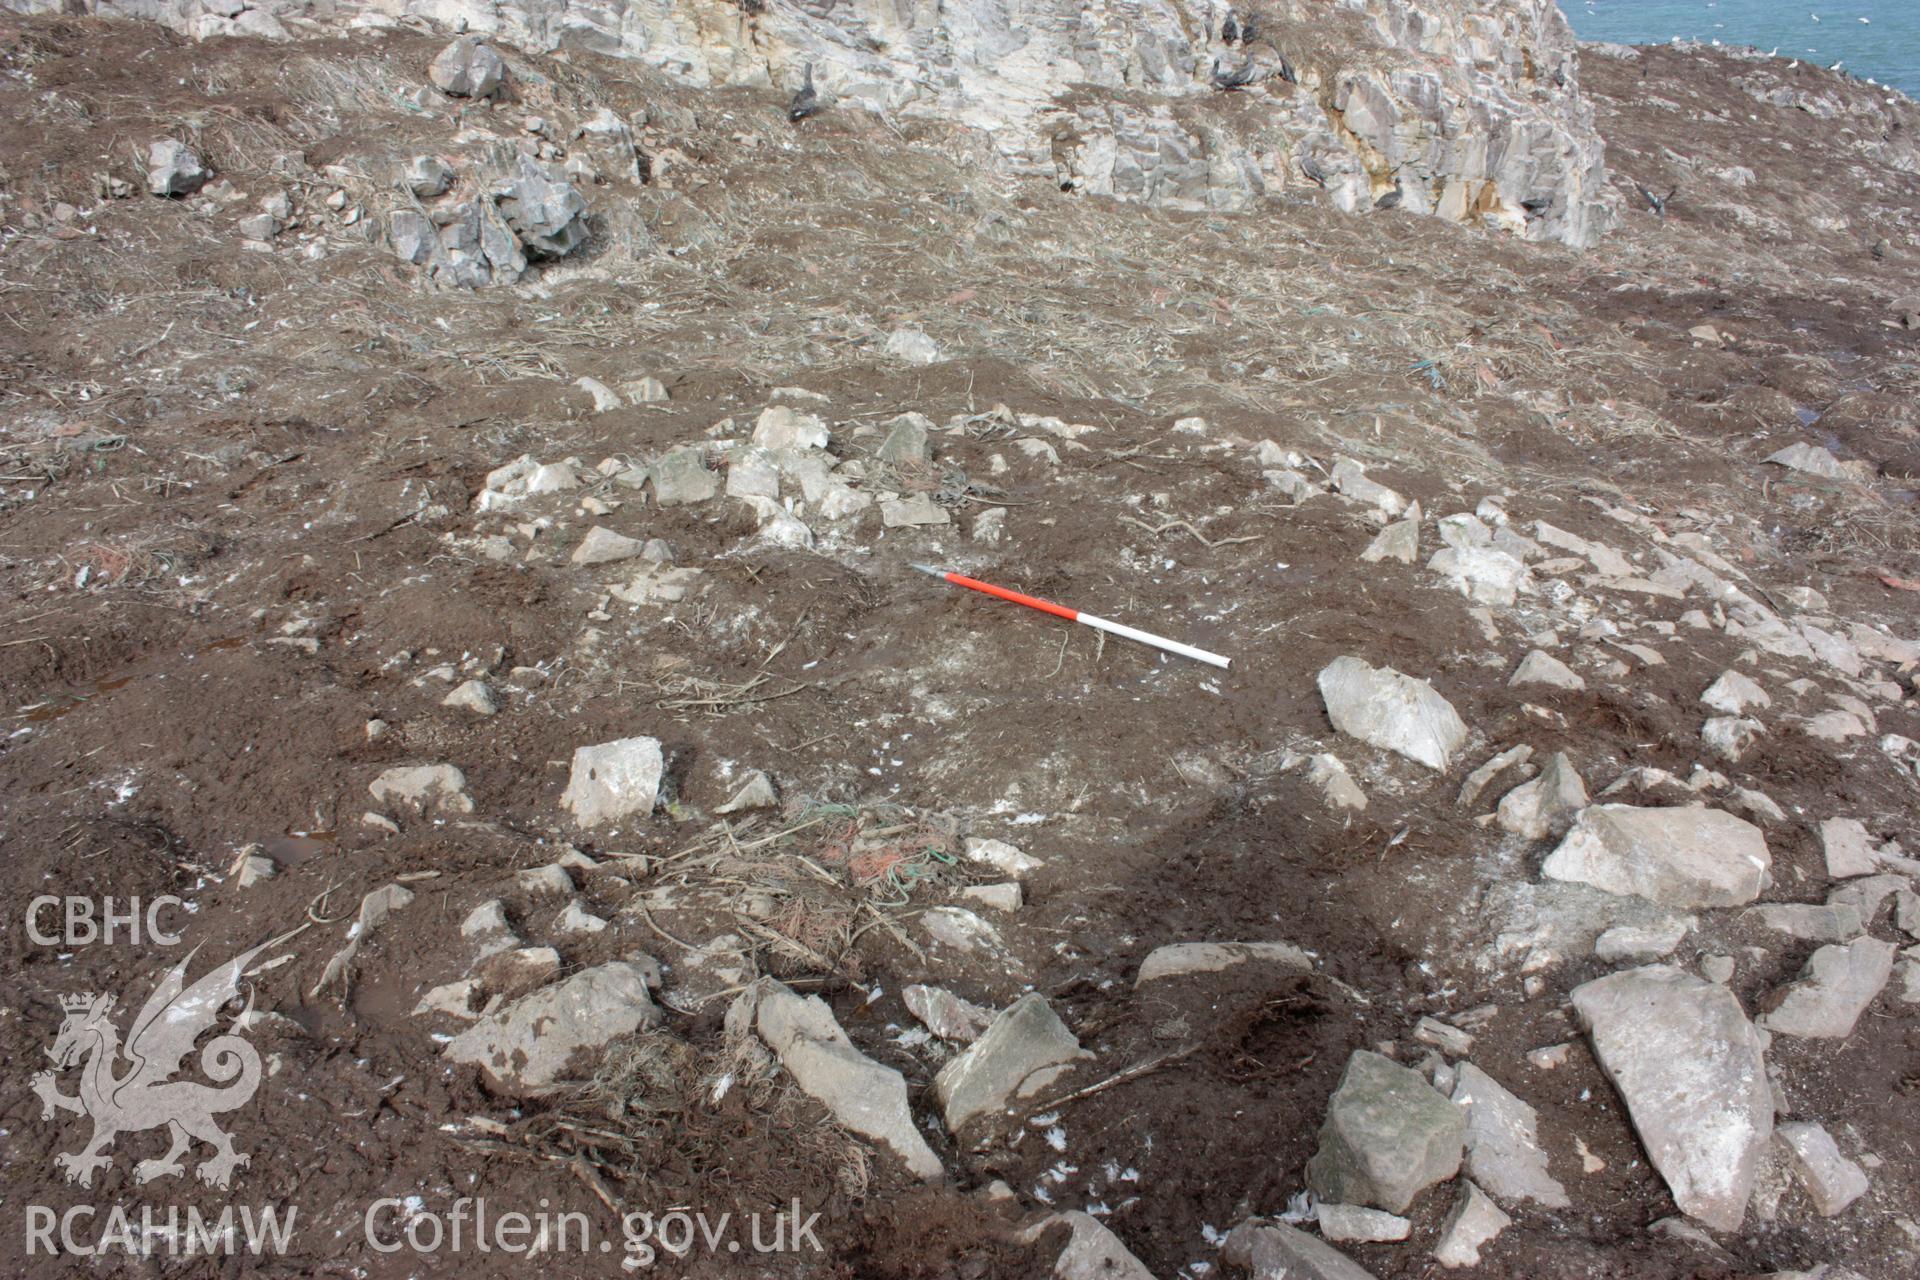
[1136,941,1311,984]
[973,508,1006,543]
[1701,954,1736,983]
[649,449,720,506]
[902,984,994,1043]
[1223,1220,1380,1280]
[1510,649,1585,691]
[881,493,949,527]
[623,376,669,403]
[1758,938,1897,1039]
[1594,916,1694,963]
[237,212,280,241]
[1413,1017,1474,1056]
[429,37,506,99]
[1433,1181,1510,1269]
[1430,545,1530,606]
[368,763,473,816]
[1495,751,1588,840]
[1459,744,1533,809]
[517,864,575,896]
[235,853,278,888]
[715,770,777,814]
[1329,458,1408,515]
[560,736,664,828]
[571,526,647,566]
[1360,519,1419,564]
[882,326,942,365]
[555,900,609,935]
[961,882,1023,912]
[935,993,1086,1131]
[1752,902,1863,943]
[1526,1043,1572,1070]
[1702,670,1771,715]
[920,906,1001,953]
[146,139,210,197]
[365,718,390,742]
[1776,1122,1869,1216]
[575,376,621,412]
[751,405,829,451]
[441,680,498,716]
[1316,1203,1411,1243]
[1820,818,1879,879]
[1306,1050,1465,1214]
[523,461,579,494]
[403,155,453,198]
[877,415,933,467]
[962,837,1042,879]
[1702,716,1765,762]
[1307,753,1369,811]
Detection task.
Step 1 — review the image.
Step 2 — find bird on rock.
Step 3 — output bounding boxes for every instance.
[788,62,820,123]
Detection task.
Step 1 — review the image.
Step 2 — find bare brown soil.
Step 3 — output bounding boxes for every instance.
[1,16,1918,1280]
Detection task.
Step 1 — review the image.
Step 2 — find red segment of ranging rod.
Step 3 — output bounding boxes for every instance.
[911,564,1230,670]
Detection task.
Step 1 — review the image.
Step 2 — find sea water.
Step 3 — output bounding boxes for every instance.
[1566,0,1920,97]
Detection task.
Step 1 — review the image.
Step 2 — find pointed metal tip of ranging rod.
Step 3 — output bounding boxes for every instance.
[908,563,947,578]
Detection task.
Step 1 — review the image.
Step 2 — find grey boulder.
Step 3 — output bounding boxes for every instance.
[1305,1050,1464,1214]
[429,38,506,98]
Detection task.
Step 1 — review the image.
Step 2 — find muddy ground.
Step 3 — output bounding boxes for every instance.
[1,16,1918,1280]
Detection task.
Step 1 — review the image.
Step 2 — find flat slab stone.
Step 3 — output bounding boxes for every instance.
[1571,965,1772,1231]
[444,961,659,1094]
[1451,1064,1570,1208]
[1019,1212,1154,1280]
[1542,804,1771,908]
[1318,656,1468,772]
[1758,938,1896,1039]
[560,736,663,828]
[1136,941,1312,984]
[934,993,1086,1132]
[754,982,942,1179]
[1776,1121,1869,1216]
[1223,1220,1382,1280]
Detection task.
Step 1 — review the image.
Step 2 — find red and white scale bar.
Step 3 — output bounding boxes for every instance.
[911,564,1230,670]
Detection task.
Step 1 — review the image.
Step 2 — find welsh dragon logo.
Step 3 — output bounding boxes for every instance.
[32,944,267,1190]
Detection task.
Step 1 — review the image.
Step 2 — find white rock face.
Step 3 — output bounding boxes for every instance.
[1318,656,1468,771]
[1571,965,1773,1232]
[69,0,1611,247]
[560,736,664,828]
[1541,804,1771,908]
